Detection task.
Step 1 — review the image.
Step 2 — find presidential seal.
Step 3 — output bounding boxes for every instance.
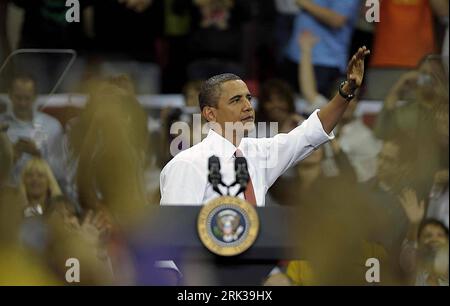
[197,196,260,256]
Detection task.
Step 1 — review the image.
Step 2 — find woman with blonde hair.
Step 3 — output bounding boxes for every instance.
[20,158,62,217]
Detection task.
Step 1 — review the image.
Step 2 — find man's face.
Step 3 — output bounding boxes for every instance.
[9,79,36,117]
[419,224,449,252]
[377,141,401,184]
[208,80,255,133]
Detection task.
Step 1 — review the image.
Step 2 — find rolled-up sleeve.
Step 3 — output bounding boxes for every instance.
[303,109,335,147]
[264,110,334,187]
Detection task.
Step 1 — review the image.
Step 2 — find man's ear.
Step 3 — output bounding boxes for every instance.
[202,106,217,122]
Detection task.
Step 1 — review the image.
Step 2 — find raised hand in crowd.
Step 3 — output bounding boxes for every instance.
[400,188,427,245]
[400,188,426,226]
[298,30,319,52]
[75,210,112,247]
[13,138,41,161]
[297,30,321,105]
[384,71,420,110]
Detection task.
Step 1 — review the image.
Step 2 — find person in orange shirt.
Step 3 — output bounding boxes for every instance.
[371,0,446,68]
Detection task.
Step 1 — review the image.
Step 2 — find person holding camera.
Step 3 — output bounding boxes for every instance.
[374,55,449,200]
[0,74,66,188]
[374,55,448,141]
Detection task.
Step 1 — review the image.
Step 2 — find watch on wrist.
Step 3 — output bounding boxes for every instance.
[339,80,356,102]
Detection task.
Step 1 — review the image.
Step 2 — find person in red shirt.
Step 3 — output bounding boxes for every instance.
[371,0,444,68]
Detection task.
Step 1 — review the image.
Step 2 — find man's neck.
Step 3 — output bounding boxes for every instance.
[212,126,243,147]
[13,110,33,122]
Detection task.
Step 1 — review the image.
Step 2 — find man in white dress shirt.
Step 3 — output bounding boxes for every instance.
[0,74,65,187]
[160,47,370,206]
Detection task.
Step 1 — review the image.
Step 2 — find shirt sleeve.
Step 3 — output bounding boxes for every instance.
[263,110,334,187]
[160,159,207,206]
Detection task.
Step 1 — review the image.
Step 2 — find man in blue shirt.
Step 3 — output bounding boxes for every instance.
[282,0,360,96]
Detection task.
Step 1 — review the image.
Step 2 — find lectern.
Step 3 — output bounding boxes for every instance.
[128,206,300,286]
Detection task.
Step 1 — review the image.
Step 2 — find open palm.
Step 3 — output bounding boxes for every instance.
[347,46,370,89]
[399,188,426,225]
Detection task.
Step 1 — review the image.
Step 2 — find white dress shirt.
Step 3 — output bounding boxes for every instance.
[160,110,333,206]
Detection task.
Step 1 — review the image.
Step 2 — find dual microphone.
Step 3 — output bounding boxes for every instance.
[208,155,249,197]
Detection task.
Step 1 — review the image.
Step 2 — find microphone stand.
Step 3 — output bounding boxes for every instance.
[208,156,250,197]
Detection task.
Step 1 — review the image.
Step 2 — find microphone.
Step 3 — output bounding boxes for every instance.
[234,157,250,197]
[208,155,224,196]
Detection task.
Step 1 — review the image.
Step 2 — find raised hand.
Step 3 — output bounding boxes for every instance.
[17,138,41,156]
[79,210,111,246]
[298,31,319,51]
[399,188,426,225]
[384,70,420,110]
[346,46,370,89]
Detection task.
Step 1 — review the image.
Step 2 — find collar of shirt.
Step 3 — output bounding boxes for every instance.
[3,109,38,127]
[204,129,248,162]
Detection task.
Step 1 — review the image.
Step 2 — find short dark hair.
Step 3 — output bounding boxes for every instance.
[419,218,449,239]
[198,73,242,110]
[9,73,37,93]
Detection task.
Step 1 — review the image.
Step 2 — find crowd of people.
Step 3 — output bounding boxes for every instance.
[0,0,449,286]
[1,0,447,95]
